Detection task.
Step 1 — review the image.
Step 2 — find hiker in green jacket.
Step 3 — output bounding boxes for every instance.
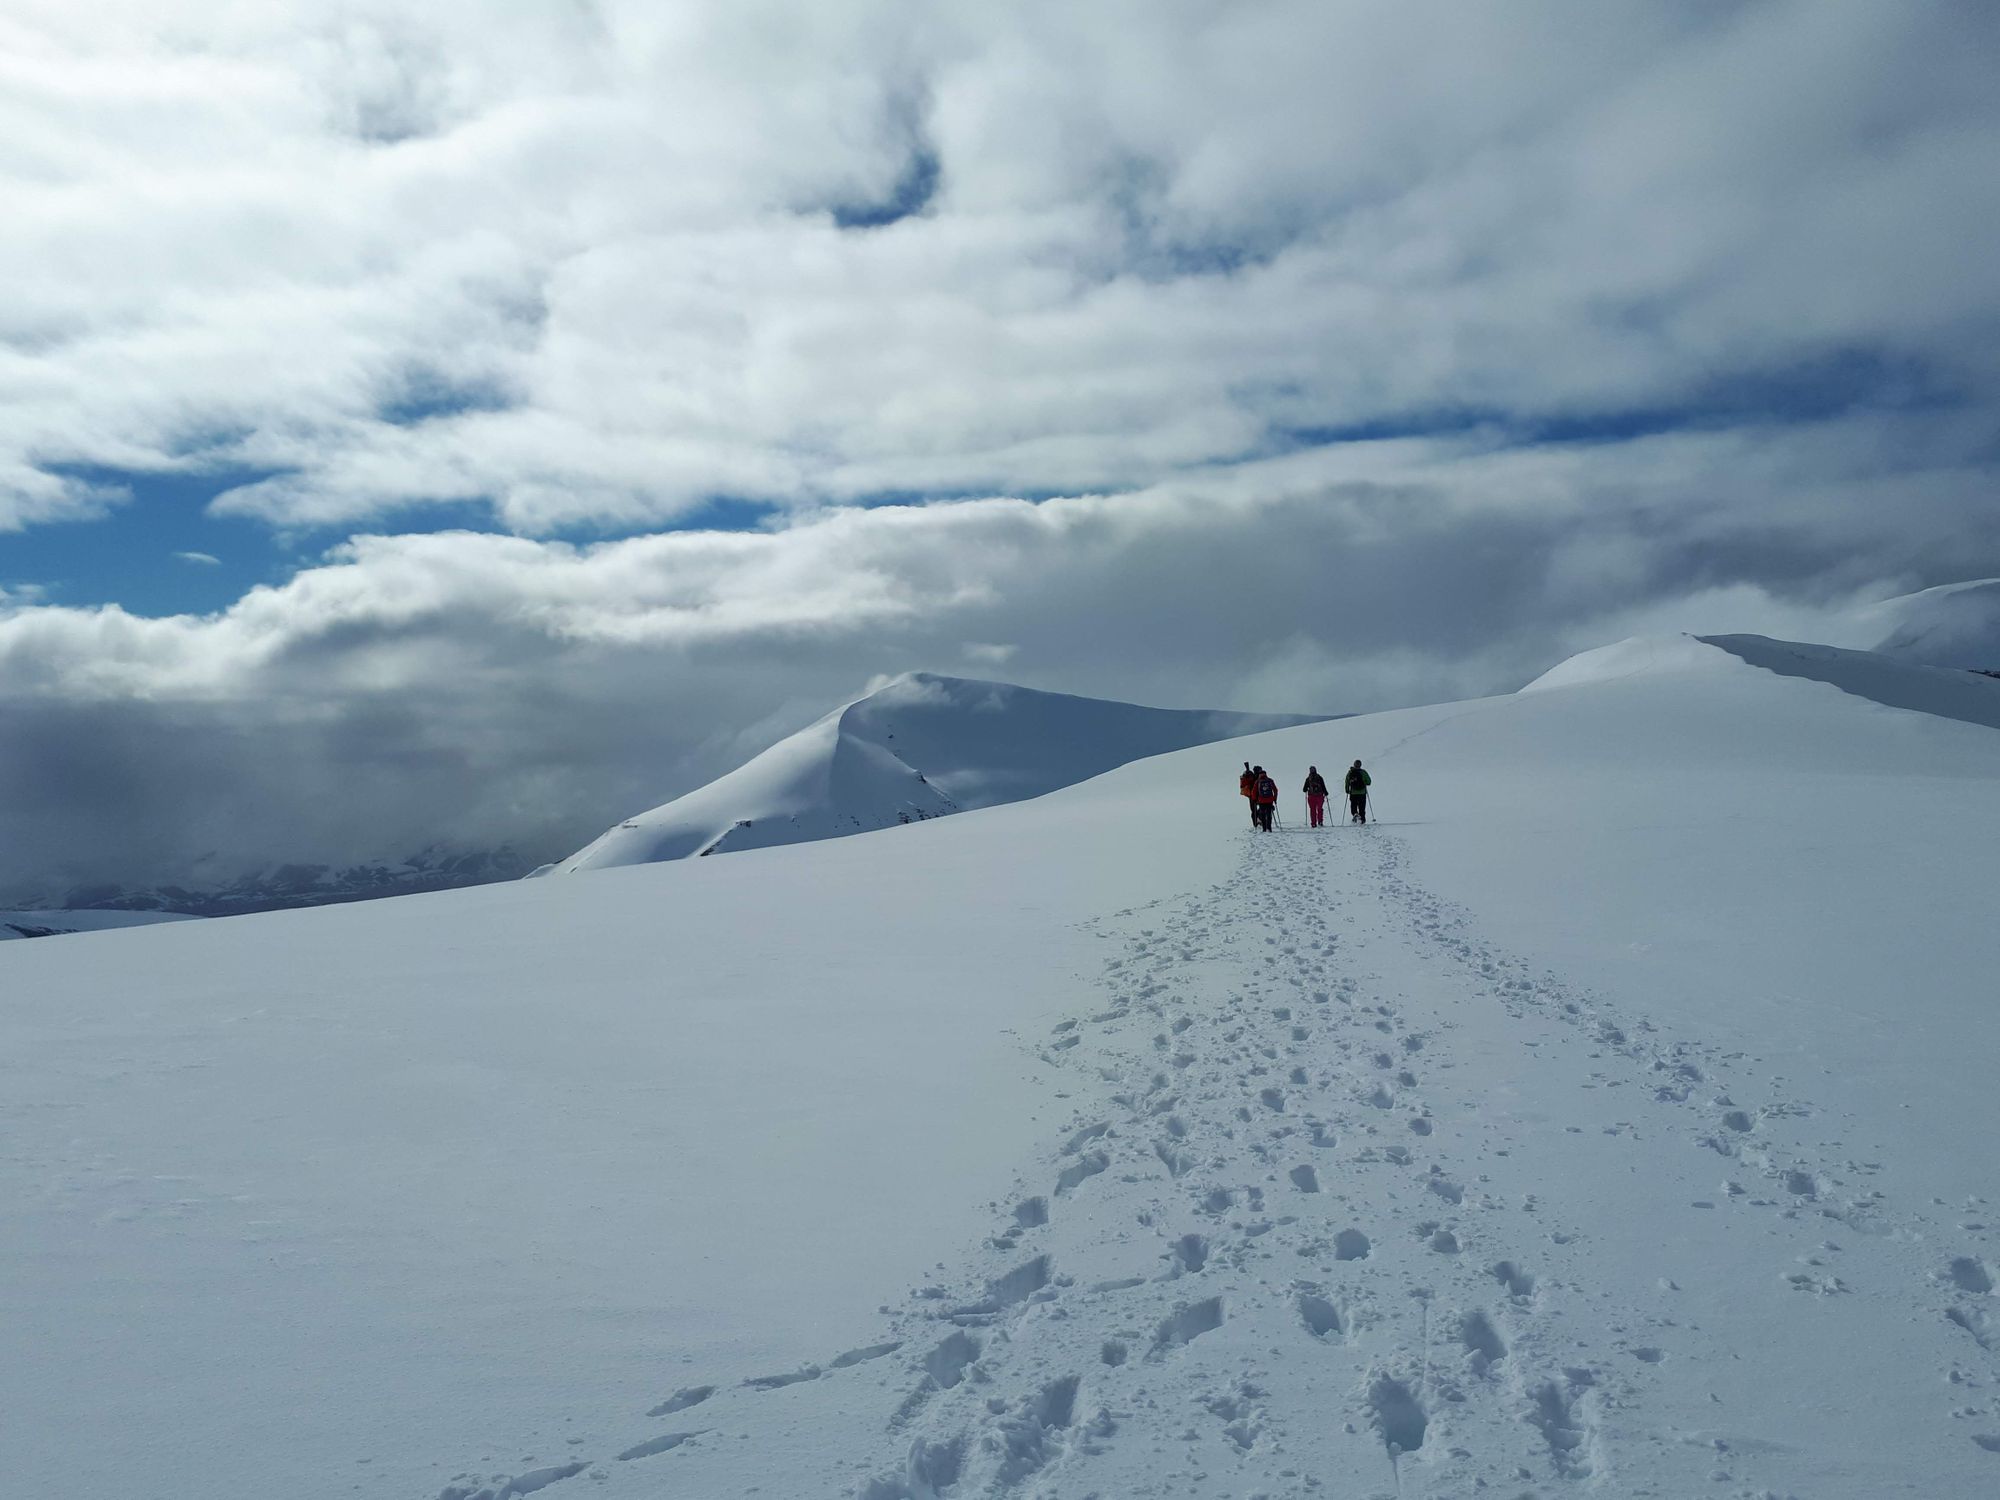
[1344,760,1372,824]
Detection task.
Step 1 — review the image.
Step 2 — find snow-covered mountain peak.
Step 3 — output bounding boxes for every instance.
[546,674,1330,872]
[1517,634,1732,693]
[1846,577,2000,668]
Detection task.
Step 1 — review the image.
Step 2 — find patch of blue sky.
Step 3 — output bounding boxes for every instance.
[1272,344,1960,457]
[1,466,297,617]
[373,376,515,429]
[4,370,793,615]
[830,144,940,230]
[672,494,784,532]
[1,465,786,620]
[841,485,1074,509]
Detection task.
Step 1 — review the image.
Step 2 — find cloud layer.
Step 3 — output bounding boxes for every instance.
[3,436,1983,895]
[8,1,1999,529]
[3,1,1999,892]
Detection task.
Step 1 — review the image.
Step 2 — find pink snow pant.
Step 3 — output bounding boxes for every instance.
[1306,794,1326,827]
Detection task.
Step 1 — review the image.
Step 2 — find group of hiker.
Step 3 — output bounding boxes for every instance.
[1238,759,1371,831]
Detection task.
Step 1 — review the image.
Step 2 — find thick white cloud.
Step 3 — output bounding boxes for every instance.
[3,1,1999,892]
[4,1,1998,530]
[2,423,1985,894]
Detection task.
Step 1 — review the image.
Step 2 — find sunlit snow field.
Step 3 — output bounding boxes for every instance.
[4,635,1999,1498]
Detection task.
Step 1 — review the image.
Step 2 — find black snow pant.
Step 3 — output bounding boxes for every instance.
[1254,803,1275,832]
[1348,793,1367,822]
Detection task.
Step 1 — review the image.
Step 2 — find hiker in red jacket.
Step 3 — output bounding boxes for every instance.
[1250,766,1278,832]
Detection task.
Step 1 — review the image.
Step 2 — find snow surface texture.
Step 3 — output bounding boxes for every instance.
[0,908,196,941]
[546,671,1324,870]
[5,635,2000,1497]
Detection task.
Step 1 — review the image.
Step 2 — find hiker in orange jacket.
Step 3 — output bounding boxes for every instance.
[1238,761,1257,827]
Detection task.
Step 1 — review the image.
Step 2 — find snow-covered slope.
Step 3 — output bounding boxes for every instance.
[1835,577,2000,669]
[548,671,1326,871]
[0,908,197,941]
[5,636,2000,1499]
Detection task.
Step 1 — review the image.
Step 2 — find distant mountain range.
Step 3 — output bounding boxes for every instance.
[15,845,534,921]
[542,672,1332,873]
[0,908,198,942]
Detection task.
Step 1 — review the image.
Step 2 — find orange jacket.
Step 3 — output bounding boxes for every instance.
[1239,771,1256,799]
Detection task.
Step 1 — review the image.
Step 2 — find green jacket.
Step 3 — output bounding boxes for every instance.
[1344,768,1371,795]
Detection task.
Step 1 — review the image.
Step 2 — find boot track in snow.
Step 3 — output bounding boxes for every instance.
[434,823,1996,1498]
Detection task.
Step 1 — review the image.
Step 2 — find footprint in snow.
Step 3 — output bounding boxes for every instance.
[438,1461,588,1500]
[1458,1310,1506,1370]
[1948,1257,1995,1294]
[743,1364,820,1390]
[615,1431,701,1462]
[647,1384,713,1418]
[1153,1296,1225,1352]
[1297,1291,1343,1339]
[1366,1373,1428,1458]
[831,1340,903,1368]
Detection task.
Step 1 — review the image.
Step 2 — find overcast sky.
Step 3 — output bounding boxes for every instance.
[3,1,1999,895]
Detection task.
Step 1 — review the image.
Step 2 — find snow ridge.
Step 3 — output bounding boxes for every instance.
[1702,633,2000,732]
[1523,630,2000,733]
[1847,578,2000,669]
[549,672,1326,872]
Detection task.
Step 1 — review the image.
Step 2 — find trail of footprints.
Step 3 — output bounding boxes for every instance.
[1366,835,2000,1459]
[852,827,1609,1497]
[435,822,2000,1496]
